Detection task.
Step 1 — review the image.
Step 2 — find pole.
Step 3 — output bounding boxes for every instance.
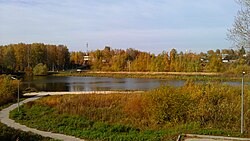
[11,76,20,112]
[241,71,245,134]
[17,80,20,112]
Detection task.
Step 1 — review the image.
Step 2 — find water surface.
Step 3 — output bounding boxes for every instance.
[22,76,185,92]
[22,76,248,92]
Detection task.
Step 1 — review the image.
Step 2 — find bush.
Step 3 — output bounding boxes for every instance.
[33,63,48,76]
[0,75,18,105]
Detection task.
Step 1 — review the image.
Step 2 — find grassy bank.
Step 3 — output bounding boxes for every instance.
[10,95,176,140]
[54,71,248,82]
[10,81,250,140]
[0,101,57,141]
[0,123,56,141]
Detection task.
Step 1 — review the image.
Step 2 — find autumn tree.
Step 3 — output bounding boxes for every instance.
[182,52,201,72]
[0,43,70,72]
[2,46,16,70]
[90,50,104,70]
[132,52,151,71]
[126,48,139,61]
[0,47,2,73]
[151,52,167,72]
[163,52,170,72]
[206,50,223,72]
[110,50,127,71]
[14,43,28,71]
[170,49,177,71]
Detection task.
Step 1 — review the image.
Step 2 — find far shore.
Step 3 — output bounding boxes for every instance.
[85,71,221,76]
[53,70,248,81]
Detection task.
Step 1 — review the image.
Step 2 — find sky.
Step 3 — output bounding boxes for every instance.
[0,0,240,54]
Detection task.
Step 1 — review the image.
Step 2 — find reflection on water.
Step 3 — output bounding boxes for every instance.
[22,76,248,92]
[22,76,185,92]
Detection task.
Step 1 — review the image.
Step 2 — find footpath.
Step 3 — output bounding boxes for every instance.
[183,134,250,141]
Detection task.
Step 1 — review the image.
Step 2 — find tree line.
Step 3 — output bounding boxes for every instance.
[0,43,70,73]
[71,46,249,73]
[0,43,249,74]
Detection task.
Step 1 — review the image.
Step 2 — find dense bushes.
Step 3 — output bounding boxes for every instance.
[143,81,243,130]
[0,75,18,105]
[10,81,250,140]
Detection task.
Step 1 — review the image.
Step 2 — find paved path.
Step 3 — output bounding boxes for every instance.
[183,134,250,141]
[0,91,143,141]
[23,91,144,96]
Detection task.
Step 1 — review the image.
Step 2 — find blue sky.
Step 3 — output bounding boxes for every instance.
[0,0,240,54]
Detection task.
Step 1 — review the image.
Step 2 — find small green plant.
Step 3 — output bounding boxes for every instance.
[33,63,48,76]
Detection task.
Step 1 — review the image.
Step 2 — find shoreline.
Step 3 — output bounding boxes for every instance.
[86,71,221,76]
[54,71,247,81]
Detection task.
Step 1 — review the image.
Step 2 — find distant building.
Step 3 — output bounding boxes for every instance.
[222,59,229,63]
[84,56,91,61]
[76,69,82,72]
[200,58,209,63]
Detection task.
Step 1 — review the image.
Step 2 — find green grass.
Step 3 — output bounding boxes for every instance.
[10,104,176,141]
[0,100,58,141]
[0,123,56,141]
[10,103,246,141]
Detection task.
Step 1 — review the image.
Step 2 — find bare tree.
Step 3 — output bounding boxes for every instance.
[228,0,250,49]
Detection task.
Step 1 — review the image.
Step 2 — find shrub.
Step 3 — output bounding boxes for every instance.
[33,63,48,76]
[0,75,18,105]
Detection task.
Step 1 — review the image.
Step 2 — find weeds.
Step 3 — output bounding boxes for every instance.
[10,81,250,140]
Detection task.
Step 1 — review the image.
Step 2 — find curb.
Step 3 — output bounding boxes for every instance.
[184,134,250,141]
[23,91,144,96]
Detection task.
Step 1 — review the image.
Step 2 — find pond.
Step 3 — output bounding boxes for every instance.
[22,76,185,92]
[21,76,248,92]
